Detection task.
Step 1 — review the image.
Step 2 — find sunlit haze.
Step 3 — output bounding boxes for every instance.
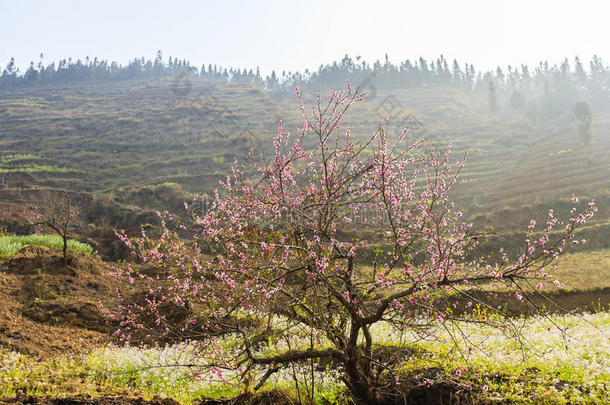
[1,0,608,73]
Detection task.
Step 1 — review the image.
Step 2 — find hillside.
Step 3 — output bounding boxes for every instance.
[1,77,609,241]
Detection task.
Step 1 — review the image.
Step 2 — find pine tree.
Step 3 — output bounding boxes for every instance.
[452,59,462,84]
[488,80,497,113]
[574,56,587,85]
[496,67,505,86]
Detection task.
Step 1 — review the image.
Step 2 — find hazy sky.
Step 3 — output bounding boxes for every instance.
[1,0,608,75]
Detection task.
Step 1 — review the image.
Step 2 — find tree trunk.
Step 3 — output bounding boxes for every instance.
[344,353,385,405]
[62,235,67,261]
[343,326,383,405]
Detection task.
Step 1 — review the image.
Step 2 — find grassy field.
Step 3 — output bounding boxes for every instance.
[0,234,93,258]
[1,312,607,404]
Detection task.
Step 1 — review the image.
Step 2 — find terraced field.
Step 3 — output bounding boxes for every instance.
[0,78,609,237]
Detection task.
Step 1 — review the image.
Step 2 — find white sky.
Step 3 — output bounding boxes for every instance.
[0,0,608,75]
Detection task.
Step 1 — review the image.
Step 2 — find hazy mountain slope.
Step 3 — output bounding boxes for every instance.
[1,78,608,233]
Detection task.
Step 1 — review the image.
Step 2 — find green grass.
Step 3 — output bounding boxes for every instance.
[0,154,41,164]
[0,234,93,258]
[0,154,80,174]
[0,165,81,174]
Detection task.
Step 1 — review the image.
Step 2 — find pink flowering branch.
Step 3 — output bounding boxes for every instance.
[113,83,596,404]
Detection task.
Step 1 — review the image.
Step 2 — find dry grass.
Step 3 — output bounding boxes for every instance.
[551,248,610,289]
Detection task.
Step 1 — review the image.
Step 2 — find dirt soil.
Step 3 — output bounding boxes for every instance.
[0,246,218,358]
[0,247,126,357]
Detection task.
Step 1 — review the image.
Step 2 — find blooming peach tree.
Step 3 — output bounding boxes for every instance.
[115,83,596,404]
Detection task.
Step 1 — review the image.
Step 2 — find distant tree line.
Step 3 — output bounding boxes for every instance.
[2,51,609,115]
[0,51,265,90]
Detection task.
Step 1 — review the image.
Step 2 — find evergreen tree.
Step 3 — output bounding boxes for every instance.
[3,57,18,77]
[452,59,462,84]
[521,65,531,90]
[488,80,497,113]
[266,70,279,89]
[24,61,40,86]
[496,67,505,86]
[574,56,586,85]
